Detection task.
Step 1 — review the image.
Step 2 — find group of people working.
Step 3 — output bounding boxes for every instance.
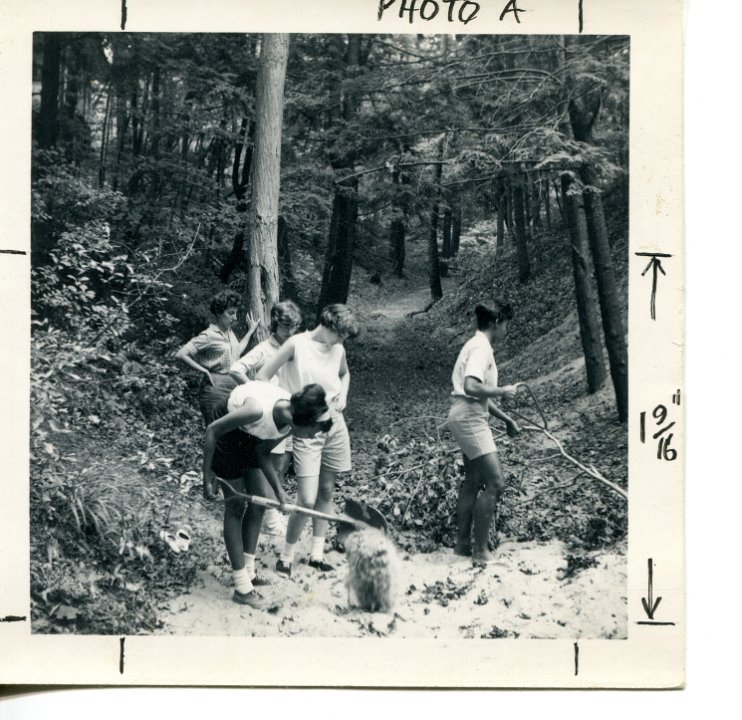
[176,290,519,608]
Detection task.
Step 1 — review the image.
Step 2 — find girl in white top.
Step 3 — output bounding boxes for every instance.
[229,300,302,536]
[257,304,359,576]
[446,301,521,566]
[202,381,331,608]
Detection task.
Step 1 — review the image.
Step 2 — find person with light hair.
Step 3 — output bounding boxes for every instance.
[229,300,303,537]
[257,304,359,577]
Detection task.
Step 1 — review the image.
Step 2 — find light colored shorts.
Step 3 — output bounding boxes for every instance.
[270,435,293,455]
[446,397,497,460]
[292,413,352,477]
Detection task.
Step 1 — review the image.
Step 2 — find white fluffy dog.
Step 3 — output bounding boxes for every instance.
[344,529,400,613]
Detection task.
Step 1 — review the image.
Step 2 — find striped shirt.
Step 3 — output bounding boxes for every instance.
[182,324,240,373]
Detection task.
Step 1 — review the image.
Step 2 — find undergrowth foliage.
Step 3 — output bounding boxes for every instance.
[350,427,627,556]
[30,158,211,634]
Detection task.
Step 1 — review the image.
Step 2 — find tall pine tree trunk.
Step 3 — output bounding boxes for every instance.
[562,175,607,393]
[246,33,289,335]
[451,200,462,255]
[441,203,453,257]
[317,34,363,316]
[389,163,407,278]
[569,93,628,421]
[512,178,531,282]
[37,33,61,150]
[317,177,359,312]
[427,139,445,301]
[277,215,299,301]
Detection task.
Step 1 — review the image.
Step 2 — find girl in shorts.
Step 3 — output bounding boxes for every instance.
[229,300,302,537]
[175,289,259,423]
[256,304,359,577]
[202,380,331,607]
[446,301,521,566]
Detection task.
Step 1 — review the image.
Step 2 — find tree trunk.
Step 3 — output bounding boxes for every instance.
[441,203,452,257]
[317,35,363,316]
[246,33,289,334]
[451,201,462,255]
[543,178,552,231]
[390,216,405,278]
[569,93,629,422]
[512,179,531,282]
[389,163,407,278]
[495,184,505,255]
[427,139,445,301]
[37,33,62,150]
[561,175,607,393]
[277,215,299,301]
[317,177,359,314]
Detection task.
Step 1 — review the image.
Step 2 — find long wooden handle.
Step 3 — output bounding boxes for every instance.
[245,493,364,528]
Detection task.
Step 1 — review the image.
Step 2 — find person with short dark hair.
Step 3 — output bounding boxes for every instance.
[175,290,259,423]
[446,300,521,565]
[202,380,331,608]
[256,303,359,576]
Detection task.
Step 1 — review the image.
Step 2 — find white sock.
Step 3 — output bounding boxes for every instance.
[310,536,325,562]
[243,553,256,578]
[280,541,297,565]
[232,567,254,595]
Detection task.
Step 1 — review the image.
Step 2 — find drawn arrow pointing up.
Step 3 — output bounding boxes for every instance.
[641,558,662,619]
[636,253,672,320]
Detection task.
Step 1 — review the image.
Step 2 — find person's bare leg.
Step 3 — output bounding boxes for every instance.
[455,455,480,556]
[471,452,505,565]
[221,479,248,570]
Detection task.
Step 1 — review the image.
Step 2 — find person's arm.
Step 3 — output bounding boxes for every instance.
[237,313,260,355]
[202,400,263,499]
[175,341,213,386]
[254,441,288,508]
[256,336,296,382]
[336,351,350,413]
[463,376,519,401]
[229,346,264,385]
[487,399,521,437]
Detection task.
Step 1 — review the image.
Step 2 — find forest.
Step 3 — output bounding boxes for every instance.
[30,32,629,637]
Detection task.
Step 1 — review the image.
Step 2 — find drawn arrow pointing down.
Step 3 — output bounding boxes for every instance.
[641,558,662,619]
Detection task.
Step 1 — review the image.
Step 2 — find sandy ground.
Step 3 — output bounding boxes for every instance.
[159,524,627,639]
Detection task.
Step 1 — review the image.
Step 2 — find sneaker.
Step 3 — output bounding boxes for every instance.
[307,559,335,573]
[251,574,272,587]
[275,559,292,578]
[232,590,270,609]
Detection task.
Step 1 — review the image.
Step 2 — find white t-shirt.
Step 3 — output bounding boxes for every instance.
[281,331,345,414]
[229,336,288,387]
[227,381,291,440]
[451,331,498,398]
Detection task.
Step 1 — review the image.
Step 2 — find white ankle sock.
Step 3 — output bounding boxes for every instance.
[243,553,256,578]
[280,541,296,565]
[232,567,254,595]
[310,536,325,562]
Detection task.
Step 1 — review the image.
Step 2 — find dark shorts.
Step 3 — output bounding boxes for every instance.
[199,373,238,425]
[204,377,261,479]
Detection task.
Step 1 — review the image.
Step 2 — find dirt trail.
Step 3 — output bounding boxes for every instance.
[158,276,627,638]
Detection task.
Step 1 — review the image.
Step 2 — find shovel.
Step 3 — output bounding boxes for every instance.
[243,493,388,540]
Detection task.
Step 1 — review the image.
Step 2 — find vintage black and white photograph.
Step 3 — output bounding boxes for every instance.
[27,30,630,641]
